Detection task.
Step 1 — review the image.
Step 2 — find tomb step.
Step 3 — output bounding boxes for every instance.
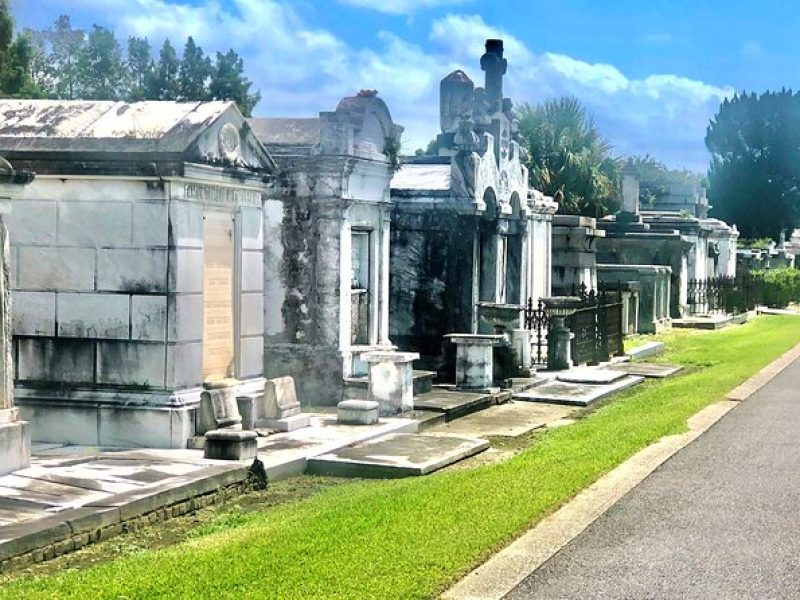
[412,389,494,422]
[413,370,437,395]
[306,433,489,478]
[343,370,437,400]
[410,410,447,432]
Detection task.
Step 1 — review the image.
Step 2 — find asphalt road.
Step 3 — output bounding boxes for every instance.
[507,356,800,600]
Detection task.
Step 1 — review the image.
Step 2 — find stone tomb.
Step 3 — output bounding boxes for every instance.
[0,99,274,449]
[0,157,33,476]
[256,377,310,432]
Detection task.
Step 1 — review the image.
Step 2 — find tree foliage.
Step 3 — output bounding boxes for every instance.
[78,25,127,100]
[517,97,621,217]
[12,8,261,114]
[208,49,260,117]
[0,0,43,98]
[706,90,800,240]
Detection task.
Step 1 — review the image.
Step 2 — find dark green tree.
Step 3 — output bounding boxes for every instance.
[146,39,180,100]
[48,15,86,99]
[127,36,152,101]
[705,90,800,240]
[178,36,210,101]
[209,48,260,116]
[517,97,621,217]
[77,25,127,100]
[0,0,42,97]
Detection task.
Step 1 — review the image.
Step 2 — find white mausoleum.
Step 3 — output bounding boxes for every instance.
[0,100,275,448]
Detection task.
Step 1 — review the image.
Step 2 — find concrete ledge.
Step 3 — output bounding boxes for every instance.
[626,341,665,360]
[0,516,73,562]
[0,463,248,568]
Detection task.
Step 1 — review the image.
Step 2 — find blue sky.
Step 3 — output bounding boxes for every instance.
[12,0,800,172]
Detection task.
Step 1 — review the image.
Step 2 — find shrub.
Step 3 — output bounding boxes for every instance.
[755,267,800,307]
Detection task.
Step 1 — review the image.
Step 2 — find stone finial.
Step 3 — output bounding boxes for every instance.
[440,70,475,133]
[480,39,507,112]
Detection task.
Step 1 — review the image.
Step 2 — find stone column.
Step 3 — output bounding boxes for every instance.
[378,205,392,346]
[314,200,350,351]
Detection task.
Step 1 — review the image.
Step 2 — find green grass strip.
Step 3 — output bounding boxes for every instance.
[4,315,800,599]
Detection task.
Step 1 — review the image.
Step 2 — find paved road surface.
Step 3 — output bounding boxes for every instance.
[508,356,800,599]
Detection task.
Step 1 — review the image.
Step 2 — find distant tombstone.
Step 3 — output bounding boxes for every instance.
[256,377,310,432]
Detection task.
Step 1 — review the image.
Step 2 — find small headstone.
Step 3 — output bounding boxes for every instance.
[197,380,242,434]
[256,377,310,431]
[337,400,380,425]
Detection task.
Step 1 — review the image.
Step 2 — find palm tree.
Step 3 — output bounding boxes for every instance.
[517,97,621,217]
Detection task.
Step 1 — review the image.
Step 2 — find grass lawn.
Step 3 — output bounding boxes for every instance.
[4,315,800,600]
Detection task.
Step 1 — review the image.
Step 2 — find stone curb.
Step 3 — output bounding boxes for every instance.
[441,340,800,600]
[0,464,249,569]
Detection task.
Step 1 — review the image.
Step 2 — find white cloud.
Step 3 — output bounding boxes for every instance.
[18,3,734,170]
[339,0,474,16]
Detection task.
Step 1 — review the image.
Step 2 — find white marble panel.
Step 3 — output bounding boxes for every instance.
[131,295,168,341]
[17,247,95,291]
[12,291,55,336]
[58,201,132,247]
[97,248,167,293]
[58,292,130,339]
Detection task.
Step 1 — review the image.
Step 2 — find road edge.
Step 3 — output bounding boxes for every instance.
[441,339,800,600]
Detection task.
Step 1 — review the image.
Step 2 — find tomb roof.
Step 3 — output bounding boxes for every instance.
[247,117,320,148]
[0,100,275,175]
[391,163,452,192]
[0,100,230,144]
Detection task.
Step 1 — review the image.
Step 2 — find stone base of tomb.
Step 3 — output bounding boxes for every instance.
[204,428,258,461]
[0,408,30,476]
[257,413,311,432]
[15,377,265,449]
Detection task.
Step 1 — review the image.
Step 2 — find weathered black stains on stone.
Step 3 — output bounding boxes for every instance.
[279,195,314,343]
[390,209,477,376]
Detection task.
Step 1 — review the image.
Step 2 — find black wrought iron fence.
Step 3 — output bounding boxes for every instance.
[687,272,766,315]
[525,283,625,368]
[524,297,549,366]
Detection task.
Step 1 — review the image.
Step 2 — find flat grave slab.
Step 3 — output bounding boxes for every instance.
[428,401,574,438]
[672,313,746,330]
[306,433,489,478]
[556,367,627,385]
[413,390,494,421]
[608,363,683,378]
[513,375,644,407]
